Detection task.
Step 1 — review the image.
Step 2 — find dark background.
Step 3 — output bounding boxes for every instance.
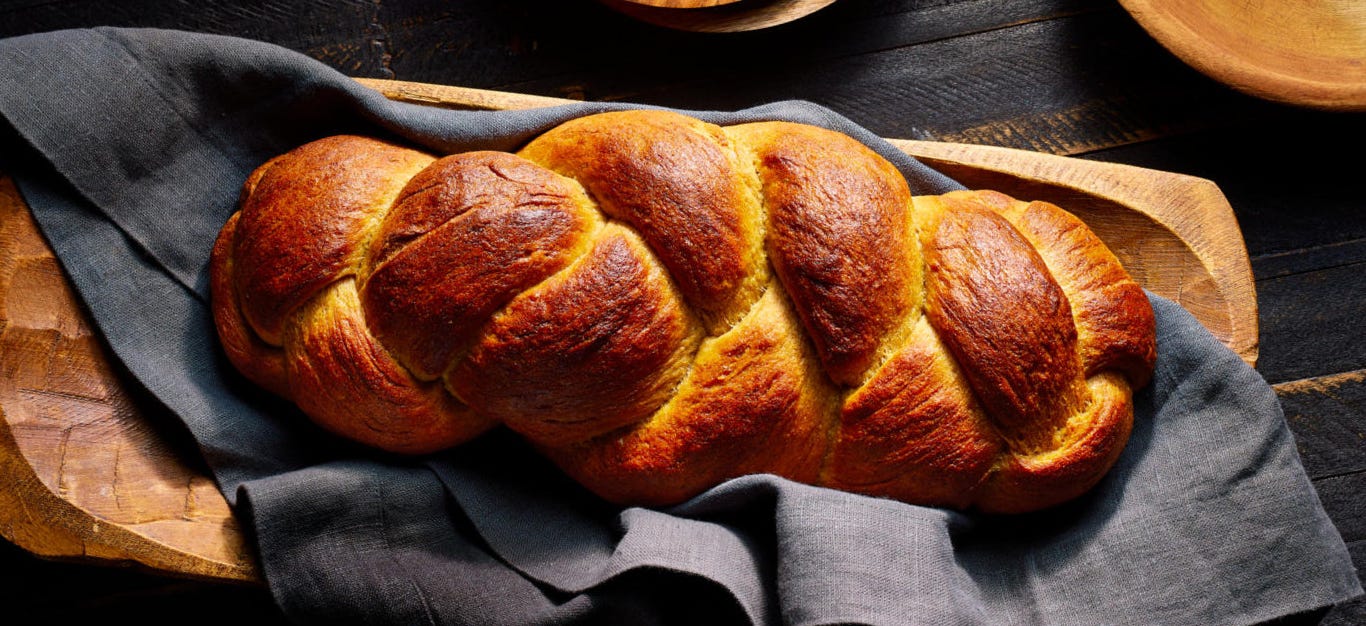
[0,1,1361,624]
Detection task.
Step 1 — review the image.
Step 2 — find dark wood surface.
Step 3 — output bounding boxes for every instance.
[0,1,1361,624]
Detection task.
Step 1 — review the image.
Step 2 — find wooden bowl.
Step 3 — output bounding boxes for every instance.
[599,0,841,33]
[1118,0,1366,111]
[617,0,746,7]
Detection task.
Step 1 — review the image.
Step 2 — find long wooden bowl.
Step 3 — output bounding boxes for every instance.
[0,80,1257,584]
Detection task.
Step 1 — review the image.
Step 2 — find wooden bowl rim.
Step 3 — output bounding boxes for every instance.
[1118,0,1366,111]
[615,0,747,8]
[599,0,842,33]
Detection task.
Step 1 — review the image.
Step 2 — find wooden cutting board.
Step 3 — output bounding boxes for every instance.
[0,79,1257,584]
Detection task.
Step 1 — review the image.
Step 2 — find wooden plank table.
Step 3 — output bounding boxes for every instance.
[1,1,1362,624]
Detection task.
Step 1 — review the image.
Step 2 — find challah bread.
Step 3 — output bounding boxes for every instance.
[210,110,1156,513]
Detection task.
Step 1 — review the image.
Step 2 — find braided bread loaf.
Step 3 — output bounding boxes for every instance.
[210,110,1156,513]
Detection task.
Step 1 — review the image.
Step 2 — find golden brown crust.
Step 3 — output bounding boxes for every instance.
[975,373,1135,513]
[361,151,600,380]
[518,110,767,333]
[545,288,833,506]
[729,122,920,386]
[231,135,433,344]
[916,193,1088,453]
[210,114,1158,513]
[209,212,290,398]
[830,317,1001,509]
[283,279,495,455]
[981,191,1157,387]
[446,226,702,448]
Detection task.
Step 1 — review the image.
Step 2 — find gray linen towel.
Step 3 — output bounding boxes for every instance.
[0,27,1358,626]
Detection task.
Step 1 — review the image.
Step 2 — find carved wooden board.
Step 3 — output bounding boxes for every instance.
[0,80,1257,584]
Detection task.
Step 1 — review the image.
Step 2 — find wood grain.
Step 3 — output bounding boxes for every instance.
[616,0,745,8]
[1276,369,1366,480]
[474,6,1276,157]
[0,80,1257,583]
[0,176,258,583]
[598,0,840,33]
[1118,0,1366,111]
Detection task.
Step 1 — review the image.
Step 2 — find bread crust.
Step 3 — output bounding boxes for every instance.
[209,111,1156,512]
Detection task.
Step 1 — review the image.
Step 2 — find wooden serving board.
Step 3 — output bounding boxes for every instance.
[0,80,1257,584]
